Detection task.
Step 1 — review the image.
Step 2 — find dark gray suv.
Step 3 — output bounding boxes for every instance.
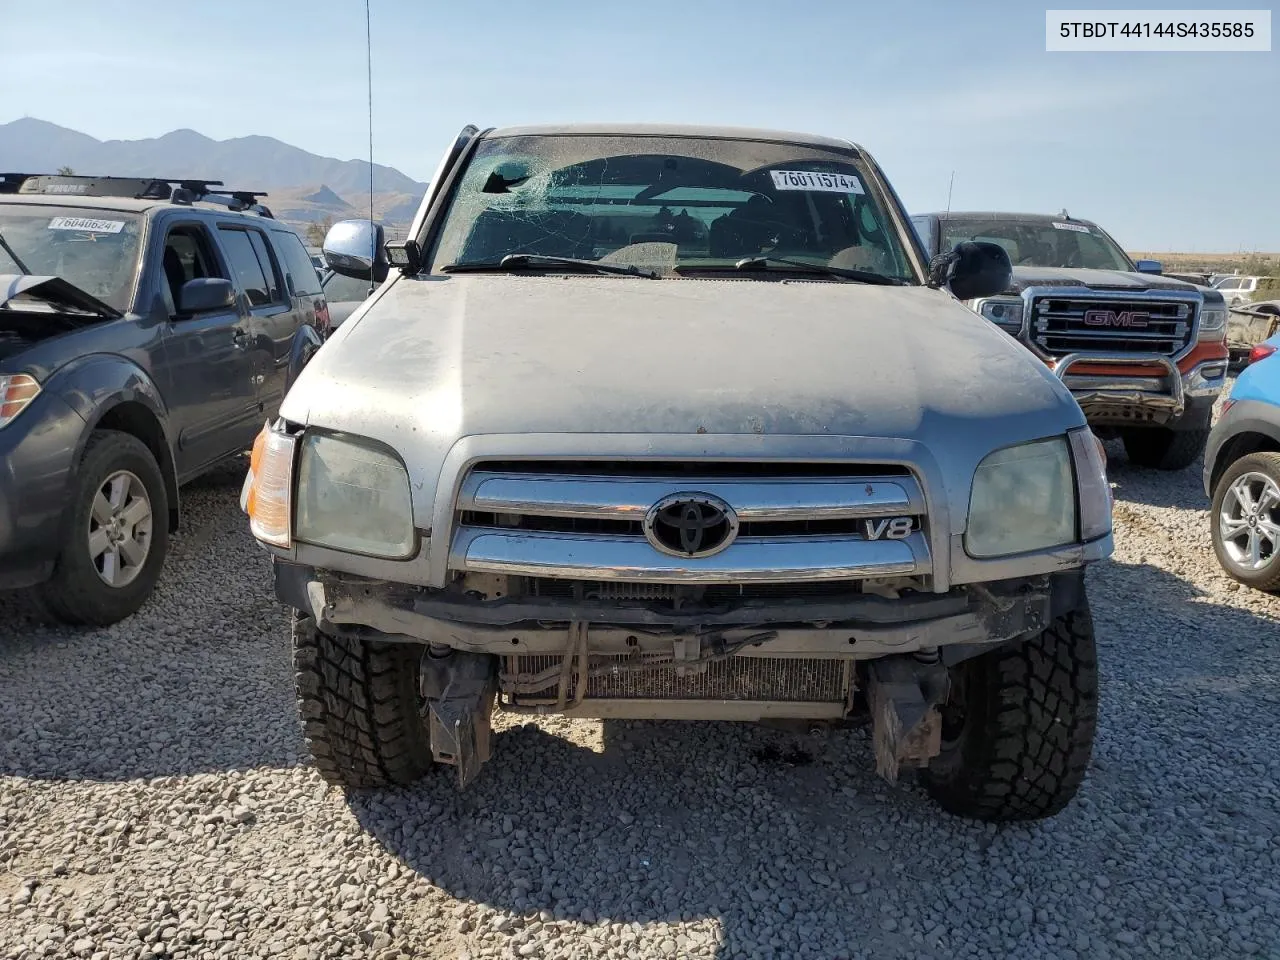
[0,173,327,624]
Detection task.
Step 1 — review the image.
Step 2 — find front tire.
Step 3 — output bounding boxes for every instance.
[1121,425,1209,471]
[923,605,1099,822]
[1210,452,1280,592]
[292,614,435,788]
[37,430,169,626]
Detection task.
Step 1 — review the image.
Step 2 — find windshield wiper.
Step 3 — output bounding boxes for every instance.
[0,229,32,275]
[729,256,906,285]
[441,254,660,279]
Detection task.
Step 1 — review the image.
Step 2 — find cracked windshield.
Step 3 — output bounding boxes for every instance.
[432,136,915,281]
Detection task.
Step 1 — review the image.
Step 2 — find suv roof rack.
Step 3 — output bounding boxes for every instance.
[8,174,273,218]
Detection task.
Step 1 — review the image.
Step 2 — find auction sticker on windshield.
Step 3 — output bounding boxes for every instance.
[769,170,865,194]
[1052,221,1091,234]
[48,217,125,234]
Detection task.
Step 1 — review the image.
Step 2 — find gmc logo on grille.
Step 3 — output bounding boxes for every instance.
[1082,309,1150,328]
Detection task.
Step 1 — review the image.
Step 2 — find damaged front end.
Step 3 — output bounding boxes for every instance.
[277,562,1085,788]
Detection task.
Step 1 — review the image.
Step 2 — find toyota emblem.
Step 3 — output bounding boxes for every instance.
[643,493,739,558]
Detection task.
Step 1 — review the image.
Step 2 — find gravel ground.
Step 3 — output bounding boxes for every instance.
[2,428,1279,960]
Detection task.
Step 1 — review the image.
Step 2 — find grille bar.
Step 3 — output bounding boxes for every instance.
[504,654,849,702]
[461,472,922,522]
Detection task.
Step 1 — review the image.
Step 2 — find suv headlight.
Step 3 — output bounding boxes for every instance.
[1197,305,1227,341]
[966,437,1076,558]
[972,297,1025,336]
[295,432,416,559]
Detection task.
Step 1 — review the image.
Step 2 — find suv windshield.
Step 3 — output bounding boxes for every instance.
[0,205,144,311]
[939,217,1133,272]
[429,134,918,282]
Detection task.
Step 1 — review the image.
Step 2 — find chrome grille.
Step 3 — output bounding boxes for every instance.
[448,462,933,584]
[1031,295,1195,356]
[504,654,848,702]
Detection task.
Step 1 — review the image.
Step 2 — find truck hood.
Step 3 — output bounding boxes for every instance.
[1005,266,1201,294]
[288,274,1079,438]
[283,274,1084,526]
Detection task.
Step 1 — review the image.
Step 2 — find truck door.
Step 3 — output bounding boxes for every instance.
[215,224,297,415]
[156,221,260,478]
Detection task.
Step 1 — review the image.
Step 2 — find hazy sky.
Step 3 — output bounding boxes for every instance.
[2,0,1275,250]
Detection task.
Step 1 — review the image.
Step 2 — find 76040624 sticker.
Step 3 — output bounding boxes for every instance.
[48,217,126,234]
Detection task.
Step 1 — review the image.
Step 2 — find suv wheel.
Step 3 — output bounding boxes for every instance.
[37,430,169,626]
[922,604,1098,822]
[1121,425,1209,471]
[1210,452,1280,592]
[292,613,435,788]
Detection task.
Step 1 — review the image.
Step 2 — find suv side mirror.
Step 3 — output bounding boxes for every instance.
[1134,259,1162,275]
[930,241,1012,302]
[178,278,235,314]
[323,219,388,283]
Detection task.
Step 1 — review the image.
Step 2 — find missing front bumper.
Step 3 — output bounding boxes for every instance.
[276,561,1079,668]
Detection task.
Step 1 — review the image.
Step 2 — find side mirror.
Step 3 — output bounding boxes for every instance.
[178,277,235,314]
[930,241,1012,302]
[1134,259,1162,275]
[323,219,388,283]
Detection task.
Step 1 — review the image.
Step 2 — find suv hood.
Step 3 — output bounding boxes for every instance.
[286,272,1081,449]
[1005,266,1201,294]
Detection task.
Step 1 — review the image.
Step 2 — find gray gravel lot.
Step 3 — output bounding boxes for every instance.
[2,437,1279,960]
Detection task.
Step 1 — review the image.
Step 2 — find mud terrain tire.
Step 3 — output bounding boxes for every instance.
[923,605,1098,822]
[292,613,434,788]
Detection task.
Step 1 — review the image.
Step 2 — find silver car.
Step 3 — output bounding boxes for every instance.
[242,123,1113,822]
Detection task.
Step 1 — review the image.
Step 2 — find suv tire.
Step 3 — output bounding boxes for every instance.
[293,613,435,788]
[1210,451,1280,592]
[37,430,169,626]
[923,604,1098,822]
[1121,425,1208,471]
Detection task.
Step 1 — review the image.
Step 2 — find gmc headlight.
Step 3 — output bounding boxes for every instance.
[966,437,1076,558]
[972,297,1025,336]
[295,432,416,559]
[1197,305,1227,341]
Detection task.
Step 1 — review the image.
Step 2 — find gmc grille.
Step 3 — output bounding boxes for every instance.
[1031,296,1195,356]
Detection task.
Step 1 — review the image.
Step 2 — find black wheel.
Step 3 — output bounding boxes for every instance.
[37,430,169,626]
[923,605,1098,822]
[1121,426,1209,471]
[1210,452,1280,592]
[292,613,435,788]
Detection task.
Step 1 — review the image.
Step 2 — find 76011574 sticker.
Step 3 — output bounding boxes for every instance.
[769,170,865,194]
[48,216,126,234]
[1051,221,1091,234]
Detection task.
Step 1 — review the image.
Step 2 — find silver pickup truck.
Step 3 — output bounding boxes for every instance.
[242,123,1113,823]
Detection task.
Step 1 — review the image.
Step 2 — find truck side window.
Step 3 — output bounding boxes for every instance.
[910,216,935,255]
[218,227,272,307]
[247,230,286,304]
[162,225,224,315]
[271,230,323,297]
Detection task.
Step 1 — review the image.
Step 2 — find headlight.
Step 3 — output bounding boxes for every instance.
[1197,305,1227,341]
[0,374,41,428]
[972,297,1025,336]
[966,437,1076,558]
[295,432,415,559]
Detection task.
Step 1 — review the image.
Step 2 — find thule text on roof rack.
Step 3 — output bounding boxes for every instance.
[9,174,273,218]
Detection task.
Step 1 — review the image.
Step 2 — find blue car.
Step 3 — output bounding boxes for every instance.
[1203,329,1280,590]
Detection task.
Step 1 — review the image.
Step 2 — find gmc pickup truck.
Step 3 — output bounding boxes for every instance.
[912,211,1230,470]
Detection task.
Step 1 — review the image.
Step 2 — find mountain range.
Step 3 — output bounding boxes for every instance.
[0,118,427,232]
